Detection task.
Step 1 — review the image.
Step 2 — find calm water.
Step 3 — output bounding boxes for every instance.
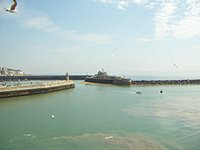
[0,81,200,150]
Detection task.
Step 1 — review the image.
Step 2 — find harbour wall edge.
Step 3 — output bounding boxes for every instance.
[0,82,75,99]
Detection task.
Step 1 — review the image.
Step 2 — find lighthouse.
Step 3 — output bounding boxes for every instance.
[66,72,69,81]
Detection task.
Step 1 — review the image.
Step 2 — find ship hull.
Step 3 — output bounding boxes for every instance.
[85,78,113,84]
[85,78,131,85]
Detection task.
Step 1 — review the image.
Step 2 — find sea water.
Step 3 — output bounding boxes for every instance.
[0,81,200,150]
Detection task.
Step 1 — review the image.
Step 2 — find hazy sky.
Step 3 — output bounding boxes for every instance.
[0,0,200,75]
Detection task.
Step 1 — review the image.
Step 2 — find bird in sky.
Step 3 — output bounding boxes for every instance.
[5,0,17,13]
[173,63,178,68]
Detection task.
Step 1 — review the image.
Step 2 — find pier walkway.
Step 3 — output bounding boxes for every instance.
[0,80,75,99]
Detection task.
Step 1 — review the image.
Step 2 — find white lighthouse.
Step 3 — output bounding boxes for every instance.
[66,72,69,81]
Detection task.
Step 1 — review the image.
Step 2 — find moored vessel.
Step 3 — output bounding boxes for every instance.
[85,70,131,85]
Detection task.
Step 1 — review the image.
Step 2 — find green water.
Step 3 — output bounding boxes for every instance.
[0,81,200,150]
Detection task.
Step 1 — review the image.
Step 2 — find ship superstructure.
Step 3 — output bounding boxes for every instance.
[85,70,131,85]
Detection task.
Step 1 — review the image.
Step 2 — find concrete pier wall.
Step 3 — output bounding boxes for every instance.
[0,81,75,99]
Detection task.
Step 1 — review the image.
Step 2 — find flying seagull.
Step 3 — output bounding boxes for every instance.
[51,114,55,119]
[5,0,17,13]
[173,63,178,68]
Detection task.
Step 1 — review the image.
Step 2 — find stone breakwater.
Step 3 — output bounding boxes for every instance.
[132,79,200,85]
[0,80,75,99]
[0,75,87,81]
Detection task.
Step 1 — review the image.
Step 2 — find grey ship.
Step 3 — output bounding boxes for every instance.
[85,70,131,85]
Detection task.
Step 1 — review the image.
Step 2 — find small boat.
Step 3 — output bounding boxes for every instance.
[105,136,113,140]
[134,91,142,94]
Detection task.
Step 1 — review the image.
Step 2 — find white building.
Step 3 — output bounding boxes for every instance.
[0,67,25,76]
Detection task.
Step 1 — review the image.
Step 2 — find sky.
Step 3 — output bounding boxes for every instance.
[0,0,200,75]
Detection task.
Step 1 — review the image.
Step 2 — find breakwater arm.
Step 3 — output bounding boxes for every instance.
[0,80,75,99]
[132,79,200,85]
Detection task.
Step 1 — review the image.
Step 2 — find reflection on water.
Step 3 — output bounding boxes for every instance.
[124,95,200,127]
[124,90,200,150]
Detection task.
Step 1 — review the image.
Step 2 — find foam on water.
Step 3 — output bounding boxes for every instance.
[8,133,171,150]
